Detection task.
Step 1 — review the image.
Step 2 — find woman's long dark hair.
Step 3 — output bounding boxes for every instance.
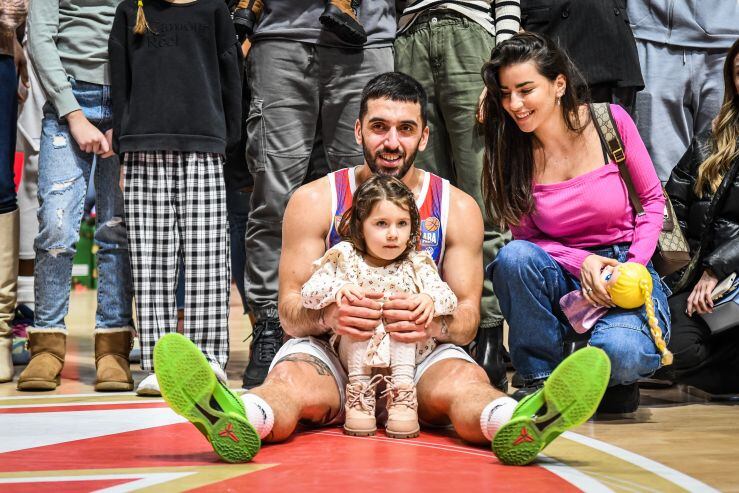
[481,32,589,227]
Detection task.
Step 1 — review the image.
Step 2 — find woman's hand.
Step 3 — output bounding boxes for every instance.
[686,269,719,316]
[580,255,619,307]
[67,110,110,155]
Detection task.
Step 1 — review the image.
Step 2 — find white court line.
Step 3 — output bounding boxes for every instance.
[564,432,719,493]
[0,400,164,409]
[310,430,615,492]
[0,472,194,493]
[538,457,615,493]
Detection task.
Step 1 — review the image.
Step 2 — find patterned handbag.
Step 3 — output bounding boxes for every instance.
[590,103,691,276]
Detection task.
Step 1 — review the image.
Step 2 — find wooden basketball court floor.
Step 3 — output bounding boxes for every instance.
[1,290,736,492]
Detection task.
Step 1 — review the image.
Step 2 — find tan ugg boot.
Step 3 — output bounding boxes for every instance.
[0,210,20,383]
[94,329,134,391]
[344,374,383,436]
[17,331,66,390]
[320,0,367,45]
[383,377,420,439]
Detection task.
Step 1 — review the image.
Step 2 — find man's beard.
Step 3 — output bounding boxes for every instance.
[363,144,419,179]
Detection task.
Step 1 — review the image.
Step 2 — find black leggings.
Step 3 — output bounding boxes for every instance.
[667,292,739,394]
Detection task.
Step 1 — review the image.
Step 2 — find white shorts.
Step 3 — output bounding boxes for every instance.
[268,336,476,425]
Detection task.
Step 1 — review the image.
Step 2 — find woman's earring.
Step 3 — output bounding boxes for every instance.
[556,96,561,106]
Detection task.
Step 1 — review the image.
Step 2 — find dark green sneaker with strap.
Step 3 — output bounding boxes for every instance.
[154,333,260,463]
[492,346,611,466]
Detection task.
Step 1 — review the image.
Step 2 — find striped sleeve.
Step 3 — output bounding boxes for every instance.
[493,0,520,43]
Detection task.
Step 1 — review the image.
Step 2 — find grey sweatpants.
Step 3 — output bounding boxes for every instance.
[244,40,393,319]
[633,40,727,182]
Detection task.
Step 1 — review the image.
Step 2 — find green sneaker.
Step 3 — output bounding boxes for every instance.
[492,346,610,466]
[154,333,260,463]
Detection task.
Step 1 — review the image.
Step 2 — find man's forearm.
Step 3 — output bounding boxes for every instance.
[278,293,330,338]
[428,300,479,346]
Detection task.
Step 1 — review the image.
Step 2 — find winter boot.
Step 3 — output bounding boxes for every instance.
[344,374,383,436]
[382,377,420,439]
[94,329,135,391]
[0,210,19,382]
[17,331,66,391]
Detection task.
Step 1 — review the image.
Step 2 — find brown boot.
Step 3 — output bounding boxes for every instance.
[0,210,19,383]
[17,331,66,391]
[95,329,134,391]
[382,377,420,439]
[320,0,367,45]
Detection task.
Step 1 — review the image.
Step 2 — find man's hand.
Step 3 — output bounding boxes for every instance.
[67,110,110,155]
[383,292,429,343]
[323,291,383,341]
[580,255,618,307]
[686,269,719,316]
[13,39,29,103]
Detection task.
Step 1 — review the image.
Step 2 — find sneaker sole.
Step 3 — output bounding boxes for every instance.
[154,334,260,463]
[493,347,610,466]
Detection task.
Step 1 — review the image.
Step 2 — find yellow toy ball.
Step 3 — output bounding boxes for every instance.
[606,262,653,309]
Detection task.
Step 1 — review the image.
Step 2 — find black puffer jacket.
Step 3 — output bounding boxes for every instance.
[665,131,739,291]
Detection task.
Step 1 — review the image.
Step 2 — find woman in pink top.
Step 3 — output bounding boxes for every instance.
[482,33,671,413]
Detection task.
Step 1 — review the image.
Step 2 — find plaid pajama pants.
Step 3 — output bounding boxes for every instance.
[123,151,230,371]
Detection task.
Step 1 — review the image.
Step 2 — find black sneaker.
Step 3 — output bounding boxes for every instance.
[468,322,508,392]
[511,378,546,401]
[242,318,284,389]
[596,383,640,414]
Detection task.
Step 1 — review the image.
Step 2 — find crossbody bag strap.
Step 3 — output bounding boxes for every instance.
[589,103,645,216]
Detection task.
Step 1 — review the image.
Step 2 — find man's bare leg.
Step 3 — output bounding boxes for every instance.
[249,354,341,442]
[417,359,506,444]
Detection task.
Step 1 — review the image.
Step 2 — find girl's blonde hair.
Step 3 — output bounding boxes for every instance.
[694,38,739,196]
[134,0,154,35]
[607,263,673,366]
[338,175,421,262]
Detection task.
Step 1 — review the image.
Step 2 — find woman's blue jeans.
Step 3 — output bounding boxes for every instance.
[491,240,671,387]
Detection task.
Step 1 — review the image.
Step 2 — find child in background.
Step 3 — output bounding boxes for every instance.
[302,175,457,438]
[18,0,134,392]
[109,0,242,395]
[233,0,367,45]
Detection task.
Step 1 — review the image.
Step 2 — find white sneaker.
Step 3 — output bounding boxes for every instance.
[136,373,161,396]
[210,362,228,383]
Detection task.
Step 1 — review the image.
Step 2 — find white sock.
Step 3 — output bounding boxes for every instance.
[480,396,518,441]
[241,393,275,440]
[390,339,415,386]
[17,275,35,310]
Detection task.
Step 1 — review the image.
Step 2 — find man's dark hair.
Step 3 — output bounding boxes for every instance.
[358,72,428,126]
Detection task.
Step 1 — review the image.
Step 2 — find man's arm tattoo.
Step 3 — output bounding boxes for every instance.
[278,353,332,376]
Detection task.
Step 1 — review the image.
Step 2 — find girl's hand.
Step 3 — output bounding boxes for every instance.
[580,255,619,307]
[686,269,719,316]
[67,110,110,155]
[409,293,435,328]
[335,284,364,307]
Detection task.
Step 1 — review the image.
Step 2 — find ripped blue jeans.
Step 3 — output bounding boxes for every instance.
[491,240,671,387]
[34,79,133,331]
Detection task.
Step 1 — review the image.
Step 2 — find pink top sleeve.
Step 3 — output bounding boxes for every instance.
[510,104,665,279]
[610,104,665,266]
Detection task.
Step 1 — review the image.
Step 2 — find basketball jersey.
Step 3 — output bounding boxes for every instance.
[326,167,451,268]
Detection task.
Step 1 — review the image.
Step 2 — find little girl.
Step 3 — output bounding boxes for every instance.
[109,0,242,395]
[302,175,457,438]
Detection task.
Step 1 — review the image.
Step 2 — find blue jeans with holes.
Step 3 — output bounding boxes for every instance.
[490,240,671,387]
[34,79,133,331]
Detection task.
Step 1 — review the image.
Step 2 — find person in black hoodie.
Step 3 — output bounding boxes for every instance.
[664,39,739,400]
[109,0,242,396]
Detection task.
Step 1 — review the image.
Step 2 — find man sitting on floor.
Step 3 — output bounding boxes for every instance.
[152,72,611,466]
